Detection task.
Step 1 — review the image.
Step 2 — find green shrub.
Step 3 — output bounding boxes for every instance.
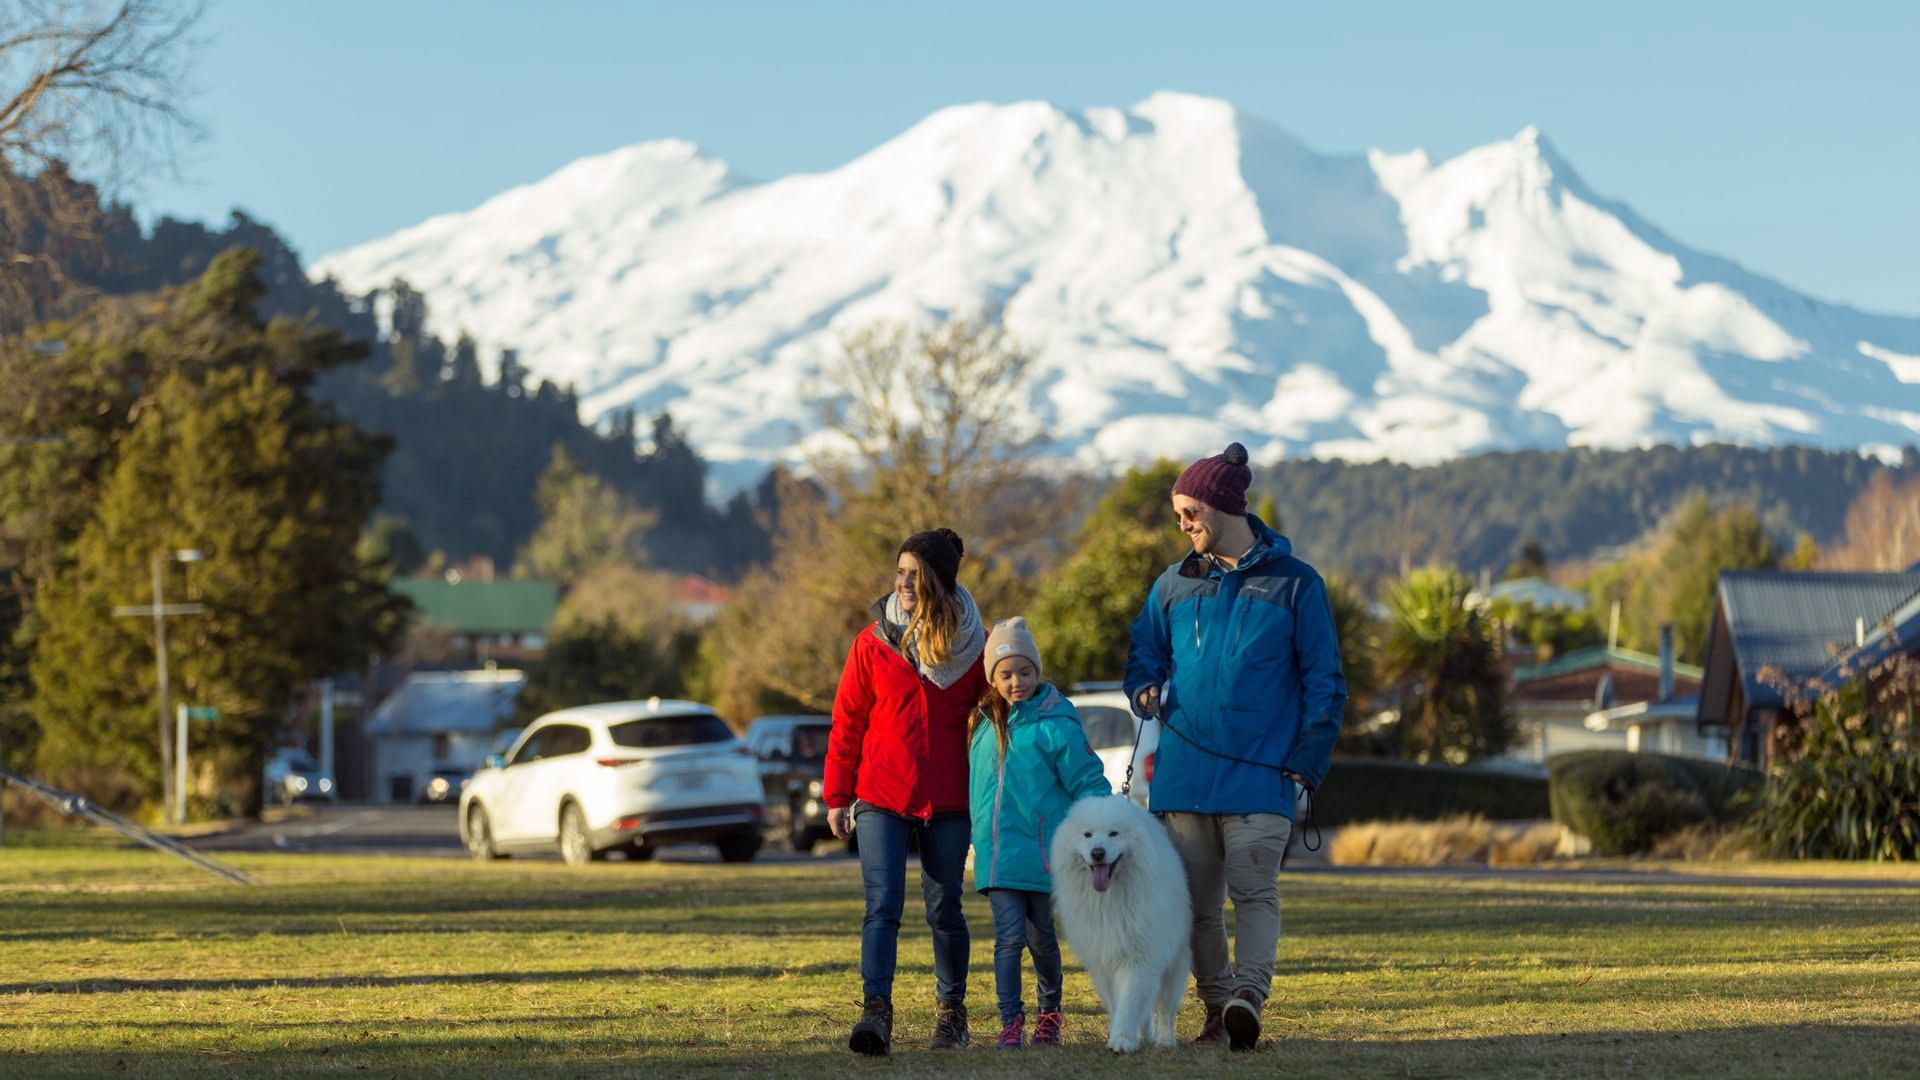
[1548,750,1762,856]
[1314,757,1549,826]
[1747,677,1920,861]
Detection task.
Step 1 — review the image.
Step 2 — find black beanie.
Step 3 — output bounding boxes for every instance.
[898,528,965,592]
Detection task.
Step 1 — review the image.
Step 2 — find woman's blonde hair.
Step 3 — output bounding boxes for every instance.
[970,683,1011,760]
[904,558,959,666]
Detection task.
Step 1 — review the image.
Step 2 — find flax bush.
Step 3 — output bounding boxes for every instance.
[1748,659,1920,861]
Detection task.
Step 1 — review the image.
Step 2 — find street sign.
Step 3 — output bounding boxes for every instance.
[185,706,219,722]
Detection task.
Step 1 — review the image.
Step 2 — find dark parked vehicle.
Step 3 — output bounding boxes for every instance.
[420,766,472,804]
[744,715,836,852]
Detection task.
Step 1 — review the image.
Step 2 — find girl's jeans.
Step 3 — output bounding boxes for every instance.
[986,887,1061,1024]
[855,803,971,1002]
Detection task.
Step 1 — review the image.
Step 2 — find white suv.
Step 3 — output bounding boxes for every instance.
[459,699,764,865]
[1069,688,1158,807]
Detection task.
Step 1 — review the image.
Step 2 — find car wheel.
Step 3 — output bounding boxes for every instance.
[465,805,506,861]
[717,830,762,863]
[788,800,816,853]
[558,802,597,866]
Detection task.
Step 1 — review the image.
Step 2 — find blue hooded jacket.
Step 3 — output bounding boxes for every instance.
[1122,514,1347,818]
[968,684,1113,894]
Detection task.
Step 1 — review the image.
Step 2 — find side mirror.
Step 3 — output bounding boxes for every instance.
[487,754,506,770]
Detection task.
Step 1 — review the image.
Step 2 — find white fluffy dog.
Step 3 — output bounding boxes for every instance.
[1048,795,1192,1052]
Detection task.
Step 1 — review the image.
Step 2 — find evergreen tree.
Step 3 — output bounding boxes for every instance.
[1029,462,1186,688]
[495,347,526,397]
[445,332,483,389]
[26,250,407,813]
[1503,538,1550,580]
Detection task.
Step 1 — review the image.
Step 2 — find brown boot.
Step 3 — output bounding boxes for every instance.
[1192,1000,1229,1046]
[849,993,892,1056]
[930,999,970,1049]
[1222,988,1262,1051]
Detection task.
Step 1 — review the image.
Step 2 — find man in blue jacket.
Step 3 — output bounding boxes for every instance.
[1123,442,1347,1052]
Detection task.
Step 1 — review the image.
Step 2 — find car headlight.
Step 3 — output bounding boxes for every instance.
[318,778,334,794]
[427,777,449,797]
[807,779,823,797]
[290,776,308,793]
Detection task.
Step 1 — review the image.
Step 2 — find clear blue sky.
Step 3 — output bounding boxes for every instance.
[144,1,1920,315]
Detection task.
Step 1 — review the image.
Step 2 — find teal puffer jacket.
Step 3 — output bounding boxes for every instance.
[968,684,1113,894]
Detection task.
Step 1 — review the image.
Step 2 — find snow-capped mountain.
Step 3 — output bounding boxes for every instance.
[312,93,1920,486]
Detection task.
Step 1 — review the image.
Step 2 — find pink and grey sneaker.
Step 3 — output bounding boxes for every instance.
[996,1012,1025,1050]
[1030,1009,1064,1046]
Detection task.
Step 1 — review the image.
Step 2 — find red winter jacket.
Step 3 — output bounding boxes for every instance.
[824,618,988,820]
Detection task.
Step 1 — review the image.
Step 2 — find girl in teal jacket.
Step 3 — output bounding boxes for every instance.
[969,617,1112,1049]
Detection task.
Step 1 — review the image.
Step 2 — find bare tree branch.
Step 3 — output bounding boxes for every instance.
[0,0,203,333]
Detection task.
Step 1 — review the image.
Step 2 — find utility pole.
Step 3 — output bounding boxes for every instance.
[113,549,206,823]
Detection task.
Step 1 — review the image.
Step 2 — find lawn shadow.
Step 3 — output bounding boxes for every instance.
[6,1021,1918,1077]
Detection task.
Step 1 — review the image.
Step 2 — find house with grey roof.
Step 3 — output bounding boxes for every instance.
[1697,570,1920,765]
[362,669,526,803]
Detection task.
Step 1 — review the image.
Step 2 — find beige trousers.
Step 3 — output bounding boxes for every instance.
[1160,811,1293,1008]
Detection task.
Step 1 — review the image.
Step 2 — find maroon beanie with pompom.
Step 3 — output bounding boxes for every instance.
[1172,442,1252,516]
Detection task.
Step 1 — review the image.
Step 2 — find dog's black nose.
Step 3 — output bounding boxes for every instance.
[1089,846,1106,863]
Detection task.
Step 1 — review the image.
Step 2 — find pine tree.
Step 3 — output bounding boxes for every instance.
[27,250,407,814]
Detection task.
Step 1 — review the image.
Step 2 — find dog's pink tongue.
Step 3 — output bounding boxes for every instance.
[1091,862,1114,892]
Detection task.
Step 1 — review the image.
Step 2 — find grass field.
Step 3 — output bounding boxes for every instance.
[4,843,1920,1077]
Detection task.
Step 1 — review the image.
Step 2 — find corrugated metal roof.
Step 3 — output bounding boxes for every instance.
[394,579,559,634]
[364,669,526,736]
[1719,571,1920,703]
[1811,585,1920,689]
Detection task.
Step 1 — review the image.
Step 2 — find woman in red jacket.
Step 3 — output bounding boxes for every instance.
[825,527,988,1056]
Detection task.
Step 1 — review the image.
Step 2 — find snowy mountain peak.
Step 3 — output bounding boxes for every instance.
[312,96,1920,489]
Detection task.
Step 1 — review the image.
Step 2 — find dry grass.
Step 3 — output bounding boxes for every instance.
[1329,815,1565,867]
[1651,821,1760,861]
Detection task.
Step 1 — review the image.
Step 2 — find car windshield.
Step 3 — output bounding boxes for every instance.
[283,753,318,771]
[1078,706,1135,751]
[791,725,831,763]
[608,713,735,748]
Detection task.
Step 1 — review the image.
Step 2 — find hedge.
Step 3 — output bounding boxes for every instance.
[1547,750,1764,856]
[1312,757,1550,826]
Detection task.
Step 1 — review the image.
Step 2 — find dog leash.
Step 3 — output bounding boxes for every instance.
[1119,708,1153,798]
[1156,712,1322,854]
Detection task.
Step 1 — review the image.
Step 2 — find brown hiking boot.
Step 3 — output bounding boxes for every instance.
[1222,988,1262,1051]
[930,999,970,1049]
[849,993,892,1056]
[1192,1000,1229,1045]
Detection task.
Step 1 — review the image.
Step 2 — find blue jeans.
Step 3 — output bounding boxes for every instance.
[986,888,1061,1025]
[855,804,971,1002]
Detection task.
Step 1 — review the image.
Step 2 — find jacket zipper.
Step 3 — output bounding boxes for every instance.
[989,732,1007,889]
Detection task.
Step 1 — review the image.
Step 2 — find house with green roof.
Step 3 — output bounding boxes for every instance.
[1508,640,1703,762]
[393,577,560,663]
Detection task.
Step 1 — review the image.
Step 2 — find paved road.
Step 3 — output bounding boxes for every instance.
[195,804,834,864]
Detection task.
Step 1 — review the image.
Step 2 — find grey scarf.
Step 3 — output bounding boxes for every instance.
[875,585,985,690]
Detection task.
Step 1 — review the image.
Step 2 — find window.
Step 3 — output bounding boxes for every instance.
[1079,706,1134,751]
[791,724,831,763]
[506,729,546,766]
[544,724,592,757]
[608,713,734,748]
